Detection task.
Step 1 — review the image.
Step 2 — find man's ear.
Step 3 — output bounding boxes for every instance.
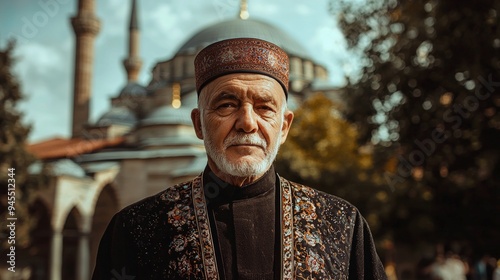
[280,110,294,144]
[191,108,204,139]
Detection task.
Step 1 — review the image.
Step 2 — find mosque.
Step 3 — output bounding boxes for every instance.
[21,0,340,279]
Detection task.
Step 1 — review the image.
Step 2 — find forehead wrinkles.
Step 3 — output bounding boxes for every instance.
[199,75,284,108]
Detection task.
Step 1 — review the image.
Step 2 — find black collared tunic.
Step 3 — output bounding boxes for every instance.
[203,166,277,279]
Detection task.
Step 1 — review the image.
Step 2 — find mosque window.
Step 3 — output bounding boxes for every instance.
[304,60,314,80]
[174,57,183,78]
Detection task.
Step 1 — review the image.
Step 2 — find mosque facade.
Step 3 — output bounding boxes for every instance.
[19,0,341,279]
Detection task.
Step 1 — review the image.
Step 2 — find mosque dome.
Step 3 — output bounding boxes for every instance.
[176,18,311,59]
[96,106,137,126]
[140,105,193,126]
[119,81,147,97]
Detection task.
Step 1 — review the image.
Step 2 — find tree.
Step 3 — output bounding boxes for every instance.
[0,41,47,248]
[332,0,500,256]
[279,93,370,179]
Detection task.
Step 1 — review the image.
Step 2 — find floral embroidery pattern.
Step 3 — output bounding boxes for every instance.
[280,177,295,280]
[304,231,320,247]
[177,255,192,275]
[290,180,356,280]
[121,181,207,278]
[297,196,318,222]
[171,235,188,252]
[306,250,325,273]
[192,176,219,280]
[168,204,191,228]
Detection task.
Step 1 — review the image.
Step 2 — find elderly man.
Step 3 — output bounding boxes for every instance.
[92,38,387,280]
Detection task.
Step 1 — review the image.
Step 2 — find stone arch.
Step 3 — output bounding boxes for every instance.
[89,183,119,273]
[27,198,52,280]
[61,206,81,280]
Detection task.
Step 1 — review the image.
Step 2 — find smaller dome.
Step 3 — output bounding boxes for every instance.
[119,82,147,97]
[140,105,192,126]
[97,106,137,126]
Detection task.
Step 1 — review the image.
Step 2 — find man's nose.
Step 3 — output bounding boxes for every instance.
[235,105,258,133]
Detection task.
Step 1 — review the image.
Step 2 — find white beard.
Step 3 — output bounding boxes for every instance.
[202,125,282,178]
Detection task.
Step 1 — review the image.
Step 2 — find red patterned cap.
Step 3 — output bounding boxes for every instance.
[194,38,289,96]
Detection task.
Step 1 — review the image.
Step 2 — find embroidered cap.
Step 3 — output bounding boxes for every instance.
[194,38,289,97]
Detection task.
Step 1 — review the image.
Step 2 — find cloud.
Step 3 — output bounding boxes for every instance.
[14,42,71,102]
[296,4,312,16]
[144,2,219,57]
[14,42,72,141]
[309,17,350,85]
[251,2,279,17]
[149,5,179,37]
[100,0,129,37]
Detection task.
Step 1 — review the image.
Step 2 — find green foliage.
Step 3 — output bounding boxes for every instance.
[0,41,46,248]
[333,0,500,256]
[280,93,371,179]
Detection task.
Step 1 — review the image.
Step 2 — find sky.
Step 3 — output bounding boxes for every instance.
[0,0,353,142]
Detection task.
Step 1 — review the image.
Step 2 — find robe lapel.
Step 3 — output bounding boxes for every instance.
[191,176,220,279]
[279,176,295,280]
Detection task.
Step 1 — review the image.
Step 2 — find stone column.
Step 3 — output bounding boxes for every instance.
[77,232,90,280]
[49,230,63,280]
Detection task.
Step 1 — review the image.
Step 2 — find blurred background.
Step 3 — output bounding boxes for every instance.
[0,0,499,279]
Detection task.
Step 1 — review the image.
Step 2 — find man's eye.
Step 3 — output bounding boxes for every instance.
[214,103,238,115]
[257,105,275,112]
[217,103,236,109]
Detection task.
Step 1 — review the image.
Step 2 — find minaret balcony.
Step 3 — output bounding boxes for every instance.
[71,14,101,35]
[123,57,143,70]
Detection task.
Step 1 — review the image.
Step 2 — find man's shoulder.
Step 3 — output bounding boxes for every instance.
[280,177,358,214]
[116,177,198,219]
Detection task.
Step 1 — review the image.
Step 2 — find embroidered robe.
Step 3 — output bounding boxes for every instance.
[92,174,387,279]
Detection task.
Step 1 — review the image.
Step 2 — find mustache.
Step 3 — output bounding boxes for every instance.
[224,134,267,149]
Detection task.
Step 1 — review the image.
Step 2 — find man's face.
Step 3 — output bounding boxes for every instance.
[192,73,293,179]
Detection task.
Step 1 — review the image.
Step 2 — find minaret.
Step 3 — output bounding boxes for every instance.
[70,0,100,138]
[123,0,142,82]
[239,0,249,19]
